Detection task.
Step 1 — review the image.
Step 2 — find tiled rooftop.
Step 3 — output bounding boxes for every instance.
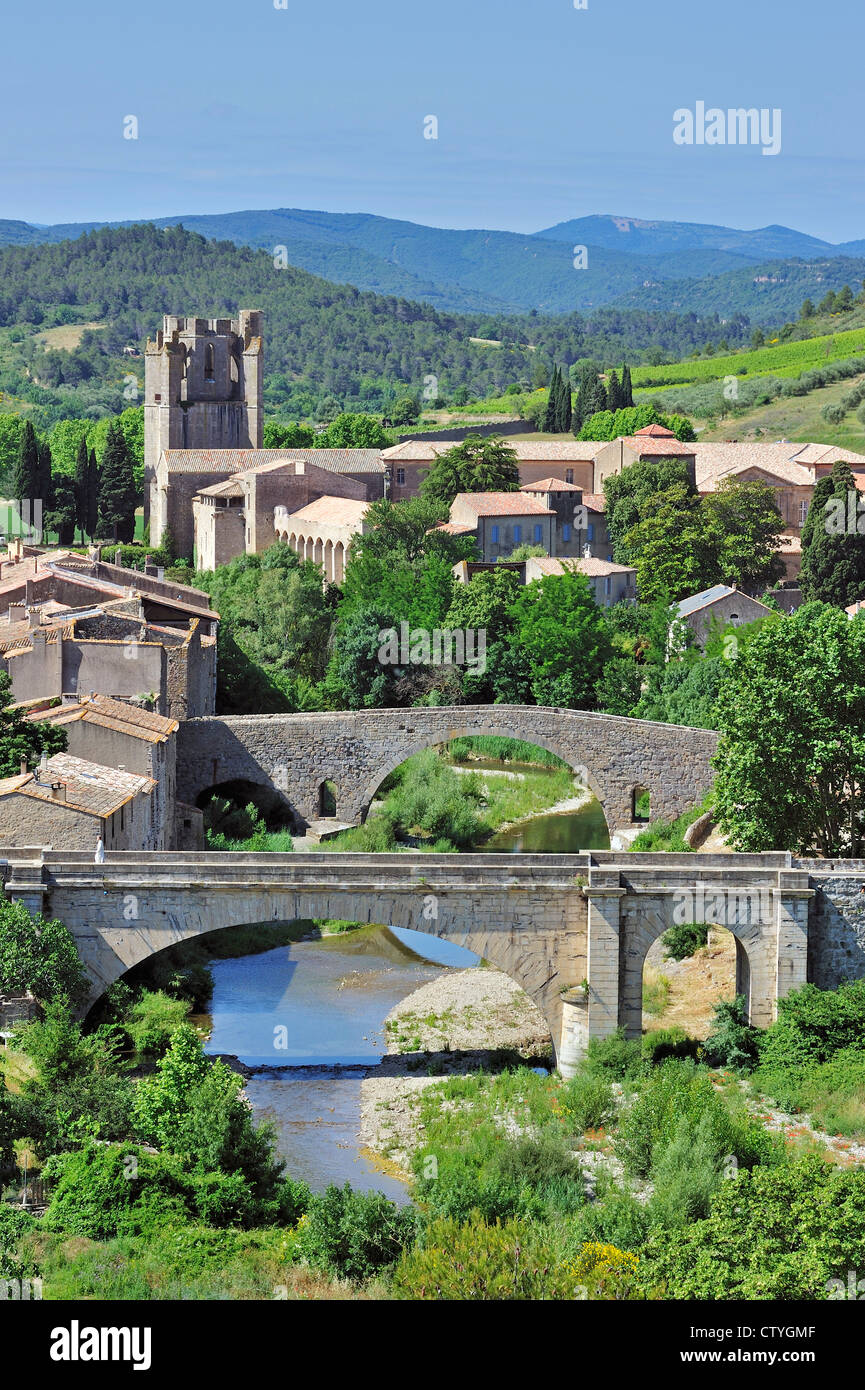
[0,752,155,819]
[281,496,371,526]
[27,694,178,743]
[452,492,554,518]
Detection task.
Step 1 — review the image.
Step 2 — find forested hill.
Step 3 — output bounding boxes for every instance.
[0,224,757,423]
[3,208,865,319]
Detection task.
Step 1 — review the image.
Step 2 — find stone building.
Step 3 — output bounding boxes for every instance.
[145,312,264,539]
[193,455,379,570]
[24,694,185,850]
[380,439,606,499]
[674,583,772,648]
[523,555,637,607]
[0,752,157,851]
[518,479,612,559]
[274,496,371,583]
[446,491,555,560]
[0,545,218,637]
[0,598,216,721]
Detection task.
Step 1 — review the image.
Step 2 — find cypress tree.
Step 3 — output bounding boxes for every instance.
[12,421,39,505]
[621,363,634,408]
[37,440,54,534]
[96,424,136,543]
[542,366,560,432]
[74,435,90,540]
[588,377,608,419]
[560,373,572,432]
[800,460,865,606]
[606,369,622,413]
[44,471,76,545]
[573,376,589,434]
[86,449,100,540]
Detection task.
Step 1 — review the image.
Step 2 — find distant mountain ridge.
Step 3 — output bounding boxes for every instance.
[1,208,862,321]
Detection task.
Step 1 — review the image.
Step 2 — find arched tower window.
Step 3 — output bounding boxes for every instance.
[204,342,216,382]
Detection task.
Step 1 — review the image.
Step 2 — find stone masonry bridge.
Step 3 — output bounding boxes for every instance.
[176,706,720,841]
[5,848,865,1076]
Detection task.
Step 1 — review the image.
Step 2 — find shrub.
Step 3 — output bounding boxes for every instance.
[392,1214,589,1300]
[486,1129,584,1214]
[702,995,760,1070]
[758,979,865,1071]
[615,1059,778,1181]
[560,1073,616,1131]
[756,1046,865,1137]
[0,1205,38,1279]
[641,1156,865,1299]
[641,1028,700,1066]
[646,1110,726,1227]
[568,1185,650,1251]
[43,1143,193,1240]
[581,1029,644,1081]
[296,1183,416,1282]
[662,921,709,961]
[123,990,190,1061]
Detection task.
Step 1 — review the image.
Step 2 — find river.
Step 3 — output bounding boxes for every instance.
[204,761,607,1198]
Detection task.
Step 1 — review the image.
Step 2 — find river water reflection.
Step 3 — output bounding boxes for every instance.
[204,771,610,1196]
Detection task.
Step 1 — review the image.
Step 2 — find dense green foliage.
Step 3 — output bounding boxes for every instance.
[713,603,865,853]
[0,902,86,1006]
[800,459,865,605]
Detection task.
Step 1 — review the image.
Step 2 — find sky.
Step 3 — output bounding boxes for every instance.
[2,0,864,241]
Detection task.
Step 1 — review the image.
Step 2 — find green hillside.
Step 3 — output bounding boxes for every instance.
[3,207,863,320]
[632,322,865,390]
[0,224,771,426]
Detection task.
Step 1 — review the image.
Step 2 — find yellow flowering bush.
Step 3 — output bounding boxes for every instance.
[392,1217,641,1300]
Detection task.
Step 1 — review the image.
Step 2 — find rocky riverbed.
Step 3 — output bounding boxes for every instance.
[359,968,550,1172]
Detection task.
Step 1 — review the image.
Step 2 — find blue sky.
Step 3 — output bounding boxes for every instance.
[2,0,863,240]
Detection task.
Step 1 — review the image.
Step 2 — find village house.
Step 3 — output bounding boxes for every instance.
[0,752,157,852]
[674,583,773,649]
[21,693,200,850]
[446,492,556,560]
[518,479,612,559]
[523,554,637,607]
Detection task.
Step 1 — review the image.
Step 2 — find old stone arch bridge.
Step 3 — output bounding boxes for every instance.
[176,706,720,839]
[4,847,863,1076]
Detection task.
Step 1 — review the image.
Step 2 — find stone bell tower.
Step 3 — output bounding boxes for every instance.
[144,310,263,542]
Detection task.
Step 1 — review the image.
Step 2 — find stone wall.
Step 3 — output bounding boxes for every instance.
[176,705,720,837]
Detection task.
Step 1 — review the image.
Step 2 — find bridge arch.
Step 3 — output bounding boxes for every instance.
[358,724,605,826]
[618,887,774,1036]
[176,706,719,841]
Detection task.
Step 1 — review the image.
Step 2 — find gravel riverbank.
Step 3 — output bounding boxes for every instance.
[359,967,550,1173]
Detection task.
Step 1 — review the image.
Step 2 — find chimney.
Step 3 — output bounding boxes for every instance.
[27,606,41,629]
[51,783,67,802]
[115,548,124,568]
[19,758,27,776]
[24,579,34,604]
[7,602,25,624]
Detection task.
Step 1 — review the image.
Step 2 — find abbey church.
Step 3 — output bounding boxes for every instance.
[144,310,386,569]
